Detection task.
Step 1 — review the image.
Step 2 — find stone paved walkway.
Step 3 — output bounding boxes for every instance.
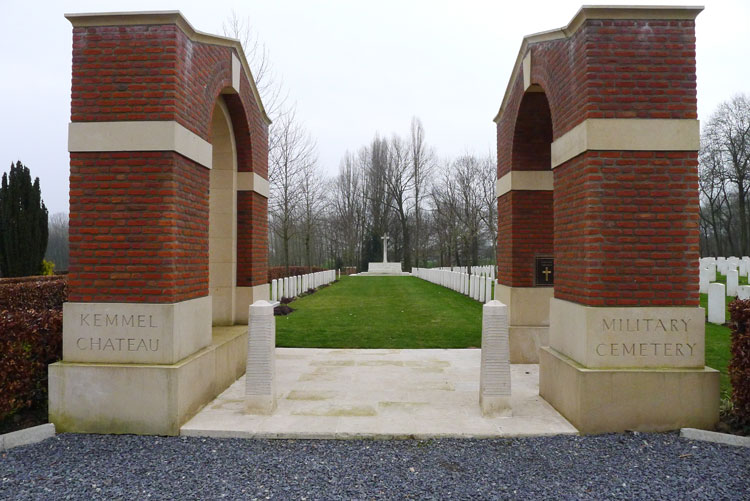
[181,348,578,438]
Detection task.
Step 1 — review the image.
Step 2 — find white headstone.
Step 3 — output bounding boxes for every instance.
[738,285,750,300]
[480,300,511,417]
[699,268,709,294]
[727,269,739,297]
[707,283,726,324]
[245,301,276,414]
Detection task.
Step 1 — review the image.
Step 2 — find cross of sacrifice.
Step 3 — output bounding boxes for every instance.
[381,234,389,263]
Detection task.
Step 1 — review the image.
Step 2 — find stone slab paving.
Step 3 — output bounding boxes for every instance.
[181,348,578,439]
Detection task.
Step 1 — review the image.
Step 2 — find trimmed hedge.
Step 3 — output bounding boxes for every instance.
[728,299,750,427]
[0,275,67,310]
[0,275,66,421]
[0,308,62,420]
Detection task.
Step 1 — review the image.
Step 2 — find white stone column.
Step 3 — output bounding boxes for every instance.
[708,283,725,324]
[727,269,739,297]
[480,300,512,417]
[245,301,276,414]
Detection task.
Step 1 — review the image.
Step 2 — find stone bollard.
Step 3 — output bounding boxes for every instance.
[727,269,739,297]
[245,301,276,414]
[707,283,725,325]
[738,285,750,300]
[480,300,512,417]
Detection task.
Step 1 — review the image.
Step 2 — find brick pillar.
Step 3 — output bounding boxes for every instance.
[51,11,270,436]
[495,6,718,433]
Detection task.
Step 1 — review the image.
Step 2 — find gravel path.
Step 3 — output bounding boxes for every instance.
[1,433,748,500]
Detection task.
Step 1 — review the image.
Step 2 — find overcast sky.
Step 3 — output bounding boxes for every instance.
[1,0,748,215]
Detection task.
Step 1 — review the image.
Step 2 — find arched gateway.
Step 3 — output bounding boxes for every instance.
[496,6,718,432]
[50,12,270,435]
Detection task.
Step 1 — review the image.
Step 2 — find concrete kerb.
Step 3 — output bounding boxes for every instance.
[680,428,750,448]
[0,423,56,451]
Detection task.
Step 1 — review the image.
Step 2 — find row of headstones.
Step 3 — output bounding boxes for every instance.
[701,257,750,324]
[270,270,338,302]
[431,265,496,280]
[412,268,495,303]
[244,298,512,417]
[699,256,750,294]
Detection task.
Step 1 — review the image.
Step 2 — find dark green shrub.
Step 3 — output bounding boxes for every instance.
[0,161,49,277]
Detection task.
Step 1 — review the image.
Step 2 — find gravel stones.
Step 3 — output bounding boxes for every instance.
[1,433,749,500]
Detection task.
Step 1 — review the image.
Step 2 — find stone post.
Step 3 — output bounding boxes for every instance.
[480,300,512,417]
[707,283,725,324]
[271,279,278,301]
[245,300,276,414]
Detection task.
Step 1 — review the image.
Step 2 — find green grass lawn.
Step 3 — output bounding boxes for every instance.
[276,276,482,348]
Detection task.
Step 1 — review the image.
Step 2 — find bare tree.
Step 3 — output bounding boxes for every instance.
[269,108,316,271]
[222,11,287,121]
[409,117,434,268]
[384,135,414,269]
[699,94,750,256]
[478,153,498,264]
[299,158,326,270]
[45,212,69,271]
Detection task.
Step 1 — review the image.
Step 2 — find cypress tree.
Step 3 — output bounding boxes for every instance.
[0,161,49,277]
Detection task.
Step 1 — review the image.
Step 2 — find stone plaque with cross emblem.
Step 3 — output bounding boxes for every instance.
[535,257,554,286]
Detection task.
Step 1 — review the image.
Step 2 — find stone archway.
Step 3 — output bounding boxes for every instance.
[495,6,718,433]
[495,87,554,363]
[51,11,271,435]
[209,97,238,325]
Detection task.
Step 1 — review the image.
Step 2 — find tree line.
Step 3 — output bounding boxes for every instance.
[271,118,497,272]
[224,14,496,272]
[699,94,750,257]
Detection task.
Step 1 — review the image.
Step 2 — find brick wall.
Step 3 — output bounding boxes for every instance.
[497,191,554,286]
[554,151,699,307]
[69,22,269,304]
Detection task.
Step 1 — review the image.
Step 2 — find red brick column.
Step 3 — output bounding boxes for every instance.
[494,6,717,433]
[51,11,271,437]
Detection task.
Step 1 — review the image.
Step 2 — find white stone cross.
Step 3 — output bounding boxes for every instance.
[381,234,389,263]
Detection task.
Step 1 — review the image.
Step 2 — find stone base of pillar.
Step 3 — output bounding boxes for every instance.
[366,262,403,274]
[539,347,720,434]
[48,326,247,435]
[509,326,548,363]
[480,396,512,418]
[245,396,277,415]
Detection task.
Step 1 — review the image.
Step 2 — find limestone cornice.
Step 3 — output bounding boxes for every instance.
[550,118,700,168]
[496,171,554,198]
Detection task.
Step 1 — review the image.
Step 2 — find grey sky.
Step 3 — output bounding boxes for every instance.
[1,0,748,215]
